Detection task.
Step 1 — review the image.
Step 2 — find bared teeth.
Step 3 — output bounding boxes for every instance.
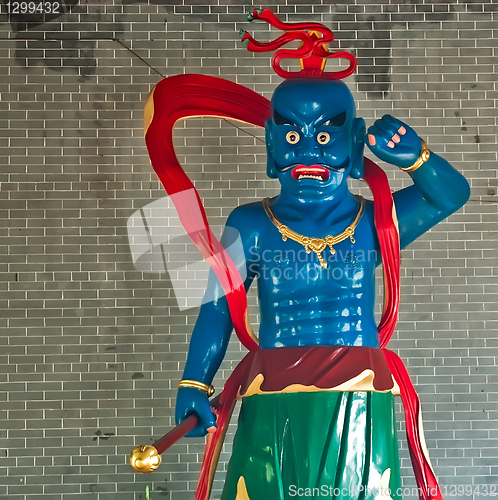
[291,164,330,182]
[298,175,323,180]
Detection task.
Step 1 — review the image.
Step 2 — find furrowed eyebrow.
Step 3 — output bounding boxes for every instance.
[273,110,297,127]
[319,111,347,128]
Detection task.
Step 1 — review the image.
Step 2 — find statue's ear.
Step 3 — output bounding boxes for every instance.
[265,120,278,179]
[350,117,366,180]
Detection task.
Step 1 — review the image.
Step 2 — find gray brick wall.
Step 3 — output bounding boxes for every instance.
[0,1,497,499]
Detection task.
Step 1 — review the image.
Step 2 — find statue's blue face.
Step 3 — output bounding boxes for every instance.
[266,79,362,199]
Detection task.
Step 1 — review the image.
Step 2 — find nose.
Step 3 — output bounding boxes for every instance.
[297,136,321,161]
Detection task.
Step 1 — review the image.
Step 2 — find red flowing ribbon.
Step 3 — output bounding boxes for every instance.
[145,74,270,351]
[363,158,442,500]
[145,74,442,500]
[362,157,400,348]
[384,350,444,500]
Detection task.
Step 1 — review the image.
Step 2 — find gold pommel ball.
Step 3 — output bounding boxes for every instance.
[130,445,161,473]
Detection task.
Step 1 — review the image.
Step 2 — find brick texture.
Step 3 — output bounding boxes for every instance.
[0,1,497,499]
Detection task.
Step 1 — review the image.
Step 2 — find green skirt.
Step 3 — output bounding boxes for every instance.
[221,391,401,500]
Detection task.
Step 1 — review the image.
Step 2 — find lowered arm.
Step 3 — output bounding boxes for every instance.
[175,206,259,436]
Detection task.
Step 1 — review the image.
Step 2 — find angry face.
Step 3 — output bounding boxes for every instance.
[266,79,365,200]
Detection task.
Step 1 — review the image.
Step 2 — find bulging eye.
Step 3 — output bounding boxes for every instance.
[286,131,300,144]
[317,132,331,145]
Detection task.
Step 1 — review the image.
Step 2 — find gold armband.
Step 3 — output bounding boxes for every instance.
[400,139,430,173]
[178,379,215,397]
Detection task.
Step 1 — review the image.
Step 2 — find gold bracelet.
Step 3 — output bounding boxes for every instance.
[400,139,430,173]
[178,379,215,397]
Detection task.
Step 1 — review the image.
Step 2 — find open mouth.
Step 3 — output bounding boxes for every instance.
[289,158,350,182]
[291,165,330,182]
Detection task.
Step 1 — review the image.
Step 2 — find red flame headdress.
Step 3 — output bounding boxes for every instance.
[239,8,357,79]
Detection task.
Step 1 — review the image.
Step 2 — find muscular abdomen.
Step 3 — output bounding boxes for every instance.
[257,253,379,348]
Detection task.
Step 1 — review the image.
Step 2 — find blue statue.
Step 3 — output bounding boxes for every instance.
[133,10,470,500]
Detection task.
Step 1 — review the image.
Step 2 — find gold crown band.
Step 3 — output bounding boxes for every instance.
[178,379,215,397]
[401,139,430,173]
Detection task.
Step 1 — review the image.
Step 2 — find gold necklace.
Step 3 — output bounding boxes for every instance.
[262,197,365,269]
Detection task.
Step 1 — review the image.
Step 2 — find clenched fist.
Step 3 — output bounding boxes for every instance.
[367,114,424,170]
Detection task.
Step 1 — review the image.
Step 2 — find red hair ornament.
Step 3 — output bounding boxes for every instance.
[240,8,356,80]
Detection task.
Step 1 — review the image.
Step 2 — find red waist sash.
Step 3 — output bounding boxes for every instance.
[238,345,395,396]
[195,346,443,500]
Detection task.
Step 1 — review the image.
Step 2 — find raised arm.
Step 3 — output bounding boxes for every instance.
[367,115,470,250]
[175,205,259,437]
